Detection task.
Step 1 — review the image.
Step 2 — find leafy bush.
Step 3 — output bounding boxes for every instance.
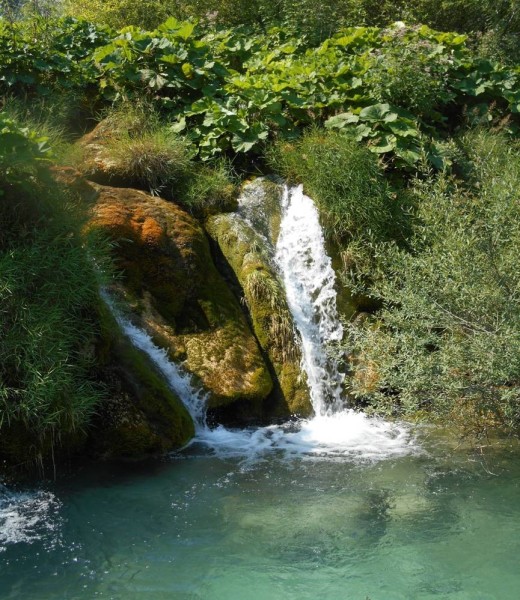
[348,130,520,435]
[0,110,51,186]
[64,0,173,30]
[368,33,452,118]
[325,103,428,169]
[0,17,109,97]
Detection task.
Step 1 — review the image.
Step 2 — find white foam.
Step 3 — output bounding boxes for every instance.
[191,411,417,464]
[0,486,61,551]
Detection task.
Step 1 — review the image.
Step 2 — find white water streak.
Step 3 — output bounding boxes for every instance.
[275,185,345,415]
[101,292,207,429]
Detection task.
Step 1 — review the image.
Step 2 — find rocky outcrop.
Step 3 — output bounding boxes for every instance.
[206,209,311,417]
[77,118,128,187]
[235,177,284,245]
[87,183,273,411]
[91,304,195,459]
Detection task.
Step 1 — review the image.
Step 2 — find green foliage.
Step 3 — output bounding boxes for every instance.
[1,17,518,164]
[0,227,104,433]
[269,129,392,242]
[325,103,428,169]
[348,130,520,435]
[86,101,236,211]
[0,113,108,465]
[368,32,453,118]
[179,160,237,216]
[0,17,111,97]
[64,0,173,30]
[0,110,51,186]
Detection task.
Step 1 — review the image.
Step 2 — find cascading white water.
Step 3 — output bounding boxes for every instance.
[275,184,344,415]
[99,182,418,463]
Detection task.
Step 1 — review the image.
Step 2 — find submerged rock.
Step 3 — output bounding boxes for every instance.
[87,183,272,411]
[206,209,311,417]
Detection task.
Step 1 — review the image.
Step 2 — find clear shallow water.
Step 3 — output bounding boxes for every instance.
[1,437,520,600]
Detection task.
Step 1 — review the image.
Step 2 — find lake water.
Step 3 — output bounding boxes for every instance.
[1,431,519,600]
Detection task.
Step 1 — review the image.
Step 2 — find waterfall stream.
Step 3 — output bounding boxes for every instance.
[103,296,208,430]
[103,184,416,463]
[275,184,344,415]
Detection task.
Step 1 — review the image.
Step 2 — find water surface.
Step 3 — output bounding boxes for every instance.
[1,435,519,600]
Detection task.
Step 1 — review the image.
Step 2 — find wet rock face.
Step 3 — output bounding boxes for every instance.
[91,305,195,459]
[88,183,272,410]
[206,206,312,418]
[235,177,284,245]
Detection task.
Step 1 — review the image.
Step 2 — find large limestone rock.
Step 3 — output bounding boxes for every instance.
[206,210,311,417]
[235,177,284,245]
[87,183,273,410]
[77,118,128,187]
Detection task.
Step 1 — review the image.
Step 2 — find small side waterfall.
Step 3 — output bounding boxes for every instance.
[275,185,344,415]
[101,292,207,429]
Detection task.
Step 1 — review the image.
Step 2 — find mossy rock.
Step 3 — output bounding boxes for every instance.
[325,238,361,321]
[89,303,195,459]
[206,212,311,417]
[76,118,128,187]
[87,184,272,411]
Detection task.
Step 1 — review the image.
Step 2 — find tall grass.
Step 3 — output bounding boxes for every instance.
[0,116,109,468]
[268,129,394,243]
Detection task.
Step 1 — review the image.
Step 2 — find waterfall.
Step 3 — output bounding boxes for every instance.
[100,183,417,463]
[275,185,345,415]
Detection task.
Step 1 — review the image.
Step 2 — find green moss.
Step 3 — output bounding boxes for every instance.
[206,212,311,416]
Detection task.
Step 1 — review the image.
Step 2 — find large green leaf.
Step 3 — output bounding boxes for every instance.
[325,112,359,129]
[360,103,392,122]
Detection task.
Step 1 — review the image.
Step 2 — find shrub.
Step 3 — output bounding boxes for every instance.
[0,110,52,187]
[348,130,520,435]
[368,35,452,118]
[0,114,108,467]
